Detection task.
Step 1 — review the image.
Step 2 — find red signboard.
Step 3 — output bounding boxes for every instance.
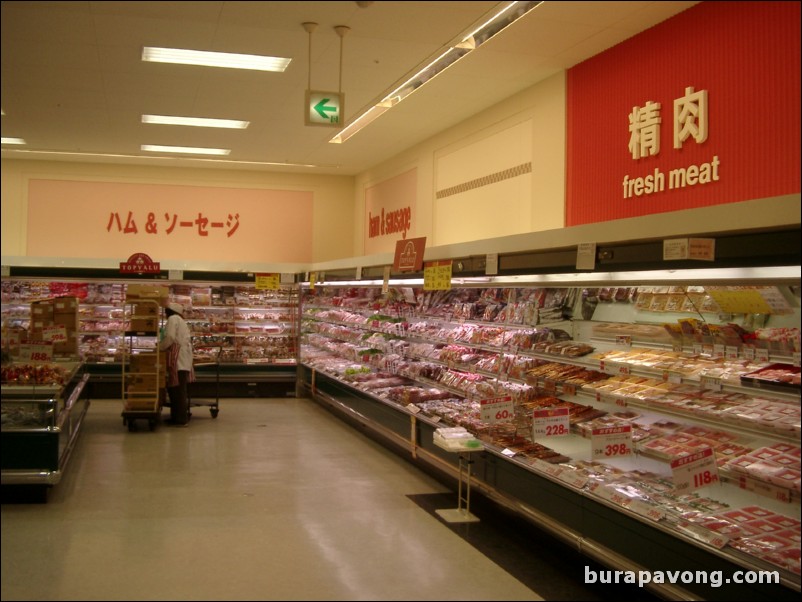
[566,1,800,226]
[393,237,426,272]
[120,252,161,274]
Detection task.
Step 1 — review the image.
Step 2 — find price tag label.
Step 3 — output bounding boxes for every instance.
[617,363,631,375]
[588,483,630,507]
[662,370,683,384]
[530,458,563,478]
[693,343,703,355]
[558,470,589,489]
[406,403,421,414]
[628,499,666,522]
[533,407,570,438]
[255,273,280,290]
[713,344,725,358]
[700,375,722,391]
[671,447,720,493]
[676,520,730,550]
[561,382,576,396]
[742,345,756,361]
[20,343,54,363]
[595,392,623,406]
[542,378,557,393]
[480,395,514,424]
[591,425,633,460]
[755,348,770,362]
[725,345,739,360]
[615,335,632,348]
[43,324,68,343]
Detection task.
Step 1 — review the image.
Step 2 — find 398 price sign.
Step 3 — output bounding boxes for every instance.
[480,395,514,424]
[591,425,633,460]
[533,407,570,438]
[671,447,720,493]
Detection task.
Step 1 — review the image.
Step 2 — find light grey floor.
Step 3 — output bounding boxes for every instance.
[1,398,543,601]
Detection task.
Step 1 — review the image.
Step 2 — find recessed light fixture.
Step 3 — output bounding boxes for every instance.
[142,46,291,72]
[330,0,543,144]
[1,137,26,145]
[141,144,231,156]
[142,114,250,129]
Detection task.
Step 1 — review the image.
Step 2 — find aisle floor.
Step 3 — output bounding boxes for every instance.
[1,398,661,601]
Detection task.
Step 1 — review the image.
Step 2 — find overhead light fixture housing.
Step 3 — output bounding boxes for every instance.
[329,0,543,144]
[1,137,26,145]
[142,114,250,129]
[142,46,291,72]
[141,144,231,156]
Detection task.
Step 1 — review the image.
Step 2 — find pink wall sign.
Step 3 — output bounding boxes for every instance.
[566,1,801,226]
[364,168,417,255]
[27,179,314,263]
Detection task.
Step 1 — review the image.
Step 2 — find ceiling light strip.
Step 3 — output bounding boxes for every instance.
[142,115,249,129]
[328,1,542,145]
[142,47,291,72]
[141,144,230,156]
[1,148,334,169]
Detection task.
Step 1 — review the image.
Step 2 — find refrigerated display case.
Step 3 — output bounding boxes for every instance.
[1,273,299,398]
[298,231,800,601]
[1,359,90,501]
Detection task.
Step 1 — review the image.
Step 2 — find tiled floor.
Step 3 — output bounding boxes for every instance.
[1,397,660,601]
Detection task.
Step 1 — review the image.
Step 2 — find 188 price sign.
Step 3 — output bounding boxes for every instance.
[533,407,570,438]
[480,395,514,424]
[591,425,632,460]
[671,447,720,493]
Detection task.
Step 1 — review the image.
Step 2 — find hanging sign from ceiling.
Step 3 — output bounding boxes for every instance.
[305,90,344,126]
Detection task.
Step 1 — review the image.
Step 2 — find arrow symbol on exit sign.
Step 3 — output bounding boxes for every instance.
[313,98,337,119]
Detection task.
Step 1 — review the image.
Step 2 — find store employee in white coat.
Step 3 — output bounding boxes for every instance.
[160,302,194,426]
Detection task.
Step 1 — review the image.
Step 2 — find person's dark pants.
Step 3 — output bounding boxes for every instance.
[167,370,190,424]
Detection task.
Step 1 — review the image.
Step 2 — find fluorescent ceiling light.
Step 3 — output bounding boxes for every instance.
[305,266,800,288]
[328,1,542,145]
[142,46,291,72]
[142,114,249,129]
[1,137,26,145]
[2,148,336,169]
[330,105,389,144]
[141,144,230,156]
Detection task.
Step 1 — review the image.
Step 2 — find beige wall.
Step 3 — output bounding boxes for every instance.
[353,71,566,254]
[1,159,354,270]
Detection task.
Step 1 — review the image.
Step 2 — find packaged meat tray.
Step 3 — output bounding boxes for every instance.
[740,363,801,392]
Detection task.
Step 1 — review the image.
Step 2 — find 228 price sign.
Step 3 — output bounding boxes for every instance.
[671,447,720,493]
[591,425,633,460]
[533,407,570,438]
[480,395,514,424]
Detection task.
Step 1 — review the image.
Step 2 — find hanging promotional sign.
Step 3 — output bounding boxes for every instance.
[393,237,426,272]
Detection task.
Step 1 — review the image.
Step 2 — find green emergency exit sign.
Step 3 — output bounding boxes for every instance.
[305,90,344,126]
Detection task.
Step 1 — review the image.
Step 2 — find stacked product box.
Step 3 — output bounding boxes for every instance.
[29,296,79,357]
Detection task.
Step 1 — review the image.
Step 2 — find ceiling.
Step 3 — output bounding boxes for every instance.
[1,1,698,176]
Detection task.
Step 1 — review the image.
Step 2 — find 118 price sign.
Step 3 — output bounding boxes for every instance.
[671,447,720,493]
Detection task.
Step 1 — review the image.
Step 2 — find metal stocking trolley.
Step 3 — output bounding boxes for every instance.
[186,344,221,420]
[121,298,163,432]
